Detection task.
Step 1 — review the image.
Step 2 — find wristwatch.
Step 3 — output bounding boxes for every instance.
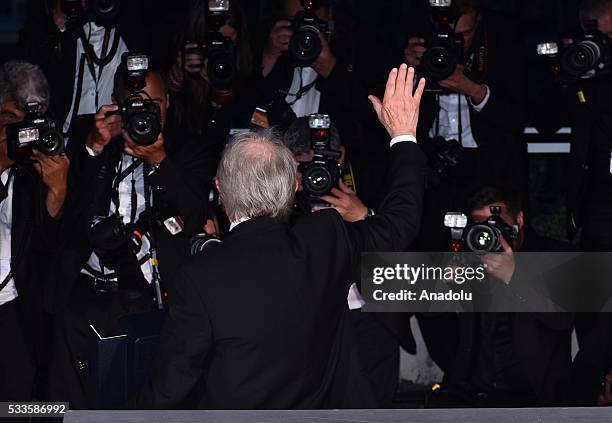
[148,161,163,176]
[366,208,375,219]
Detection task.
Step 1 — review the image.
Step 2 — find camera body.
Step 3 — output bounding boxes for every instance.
[288,0,330,67]
[422,136,463,187]
[537,23,612,85]
[6,102,65,162]
[107,54,162,146]
[420,0,464,85]
[89,214,143,261]
[184,0,237,88]
[61,0,120,26]
[445,206,519,254]
[300,114,341,198]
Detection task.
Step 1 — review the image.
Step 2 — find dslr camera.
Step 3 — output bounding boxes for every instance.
[300,114,341,198]
[537,22,612,85]
[422,136,463,187]
[107,54,162,146]
[61,0,120,26]
[288,0,331,66]
[184,0,237,88]
[420,0,464,85]
[444,206,519,254]
[6,102,64,162]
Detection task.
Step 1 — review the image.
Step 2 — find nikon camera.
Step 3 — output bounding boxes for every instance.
[300,114,341,199]
[444,206,519,254]
[184,0,238,88]
[537,22,612,85]
[106,54,162,146]
[288,0,331,67]
[6,102,64,162]
[420,0,464,84]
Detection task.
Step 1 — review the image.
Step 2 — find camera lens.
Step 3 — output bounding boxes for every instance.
[466,225,499,254]
[421,45,457,82]
[127,111,160,146]
[210,58,234,82]
[562,40,600,77]
[40,133,62,154]
[304,165,333,197]
[289,26,322,66]
[92,0,119,21]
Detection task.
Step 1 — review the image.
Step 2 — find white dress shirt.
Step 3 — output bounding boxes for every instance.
[0,168,17,306]
[428,86,490,149]
[82,154,153,283]
[286,67,321,117]
[63,22,128,134]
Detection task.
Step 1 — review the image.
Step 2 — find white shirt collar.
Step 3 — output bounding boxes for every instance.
[229,217,251,232]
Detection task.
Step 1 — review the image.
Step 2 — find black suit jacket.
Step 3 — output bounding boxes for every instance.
[18,0,150,126]
[417,230,574,406]
[134,141,426,409]
[8,165,61,361]
[414,10,527,192]
[49,116,216,309]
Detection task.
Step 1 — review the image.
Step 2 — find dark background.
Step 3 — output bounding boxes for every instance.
[0,0,587,241]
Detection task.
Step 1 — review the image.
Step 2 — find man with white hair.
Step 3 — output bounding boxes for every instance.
[0,60,69,401]
[136,65,426,409]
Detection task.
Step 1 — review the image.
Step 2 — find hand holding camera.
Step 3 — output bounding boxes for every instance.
[32,150,70,218]
[480,235,515,284]
[368,64,426,139]
[319,180,369,222]
[122,129,166,166]
[311,31,336,79]
[404,37,427,68]
[438,65,487,104]
[86,104,123,154]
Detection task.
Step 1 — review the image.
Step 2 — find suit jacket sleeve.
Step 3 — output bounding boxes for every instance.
[345,141,426,257]
[134,267,213,409]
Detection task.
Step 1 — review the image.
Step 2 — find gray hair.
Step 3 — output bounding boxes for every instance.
[282,116,342,156]
[0,61,50,112]
[217,129,298,222]
[580,0,612,25]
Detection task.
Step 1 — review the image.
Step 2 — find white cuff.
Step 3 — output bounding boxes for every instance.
[390,134,417,148]
[85,145,101,157]
[469,85,491,112]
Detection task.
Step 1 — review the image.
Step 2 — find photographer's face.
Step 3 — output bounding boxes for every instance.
[455,10,480,53]
[283,0,330,21]
[596,8,612,39]
[115,72,169,128]
[0,98,26,163]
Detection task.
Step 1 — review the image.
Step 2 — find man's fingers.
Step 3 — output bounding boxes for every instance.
[404,65,415,96]
[413,77,426,103]
[396,64,408,95]
[338,179,354,194]
[368,95,383,119]
[329,187,347,199]
[319,195,343,207]
[499,235,513,253]
[383,68,398,100]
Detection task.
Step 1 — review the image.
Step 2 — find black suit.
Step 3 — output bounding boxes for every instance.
[0,165,60,401]
[46,117,216,407]
[419,230,574,407]
[19,0,150,126]
[134,141,426,409]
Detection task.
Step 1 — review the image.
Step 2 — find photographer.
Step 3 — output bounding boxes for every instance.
[134,65,426,409]
[47,57,215,408]
[418,185,574,407]
[19,0,149,139]
[0,61,69,401]
[166,0,254,150]
[404,0,527,251]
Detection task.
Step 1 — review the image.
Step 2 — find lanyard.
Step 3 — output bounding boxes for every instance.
[111,156,144,224]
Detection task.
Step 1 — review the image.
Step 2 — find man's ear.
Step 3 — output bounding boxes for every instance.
[215,178,221,193]
[295,178,300,193]
[338,145,346,166]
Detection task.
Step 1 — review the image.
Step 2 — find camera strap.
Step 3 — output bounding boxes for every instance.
[0,168,16,293]
[285,68,318,106]
[111,156,144,224]
[143,166,164,309]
